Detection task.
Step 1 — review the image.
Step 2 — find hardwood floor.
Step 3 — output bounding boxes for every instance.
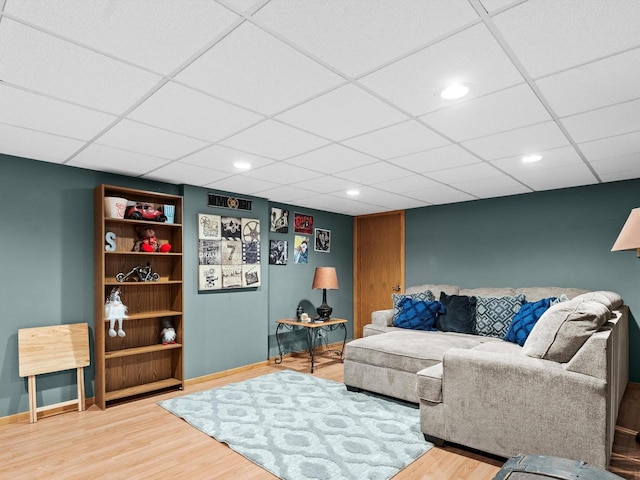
[1,357,638,479]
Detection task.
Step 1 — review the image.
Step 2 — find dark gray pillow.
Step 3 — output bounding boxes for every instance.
[437,292,476,334]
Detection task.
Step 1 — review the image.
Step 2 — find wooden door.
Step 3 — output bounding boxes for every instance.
[353,210,404,338]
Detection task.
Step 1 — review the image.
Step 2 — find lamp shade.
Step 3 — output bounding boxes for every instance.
[611,208,640,251]
[312,267,339,290]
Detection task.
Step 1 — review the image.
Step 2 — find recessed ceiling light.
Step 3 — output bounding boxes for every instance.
[522,154,543,163]
[346,189,360,196]
[438,83,471,100]
[233,161,251,170]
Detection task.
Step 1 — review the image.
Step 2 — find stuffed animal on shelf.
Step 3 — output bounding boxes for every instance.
[105,287,128,338]
[161,318,176,345]
[132,225,171,253]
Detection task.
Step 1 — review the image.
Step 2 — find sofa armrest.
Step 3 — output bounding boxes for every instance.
[371,309,394,327]
[439,348,609,468]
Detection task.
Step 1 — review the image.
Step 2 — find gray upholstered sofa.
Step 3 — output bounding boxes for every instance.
[343,284,629,469]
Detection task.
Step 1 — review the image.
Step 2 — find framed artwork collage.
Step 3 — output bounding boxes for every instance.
[269,208,331,266]
[197,213,261,291]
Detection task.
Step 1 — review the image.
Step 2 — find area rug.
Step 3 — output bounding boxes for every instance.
[158,370,432,480]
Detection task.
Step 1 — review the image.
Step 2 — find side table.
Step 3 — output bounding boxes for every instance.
[275,318,348,373]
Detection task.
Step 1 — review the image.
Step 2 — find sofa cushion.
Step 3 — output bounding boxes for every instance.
[437,292,477,334]
[345,330,482,374]
[571,291,623,310]
[392,290,434,323]
[406,284,459,296]
[504,297,555,346]
[416,363,443,403]
[394,298,443,331]
[475,294,525,338]
[514,287,588,302]
[459,287,516,298]
[523,300,611,363]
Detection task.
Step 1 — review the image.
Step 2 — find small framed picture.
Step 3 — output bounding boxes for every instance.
[269,239,288,265]
[270,207,289,233]
[293,235,309,264]
[314,228,331,253]
[294,213,313,234]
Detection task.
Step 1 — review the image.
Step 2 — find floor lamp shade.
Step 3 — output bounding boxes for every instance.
[612,208,640,256]
[312,267,339,320]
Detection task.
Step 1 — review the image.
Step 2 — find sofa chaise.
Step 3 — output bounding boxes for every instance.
[343,284,629,469]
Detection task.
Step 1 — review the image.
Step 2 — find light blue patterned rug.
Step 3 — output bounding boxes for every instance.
[158,370,432,480]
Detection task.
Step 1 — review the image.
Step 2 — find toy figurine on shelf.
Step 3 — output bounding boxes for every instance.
[161,318,176,345]
[105,287,128,338]
[132,225,172,253]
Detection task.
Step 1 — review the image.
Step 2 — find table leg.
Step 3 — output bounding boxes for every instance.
[275,323,285,365]
[339,323,347,362]
[307,327,316,373]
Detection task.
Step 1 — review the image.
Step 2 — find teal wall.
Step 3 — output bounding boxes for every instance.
[0,156,353,418]
[405,179,640,382]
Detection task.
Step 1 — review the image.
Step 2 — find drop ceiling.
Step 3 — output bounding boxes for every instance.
[1,0,639,216]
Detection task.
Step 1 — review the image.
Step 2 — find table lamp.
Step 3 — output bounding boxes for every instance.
[312,267,339,321]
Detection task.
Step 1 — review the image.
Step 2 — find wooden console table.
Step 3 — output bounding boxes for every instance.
[275,318,348,373]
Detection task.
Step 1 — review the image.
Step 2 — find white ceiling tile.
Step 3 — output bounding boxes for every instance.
[220,120,330,160]
[342,120,449,159]
[561,99,640,144]
[276,84,408,141]
[479,0,519,13]
[406,185,476,205]
[244,162,322,184]
[4,0,240,74]
[314,196,386,216]
[426,162,503,184]
[578,131,640,162]
[590,155,640,183]
[491,146,586,177]
[293,175,362,194]
[285,144,377,174]
[180,145,275,173]
[128,82,264,142]
[493,0,640,77]
[255,185,314,203]
[69,144,170,176]
[498,163,598,192]
[175,22,343,116]
[254,0,479,77]
[0,84,116,140]
[206,174,280,195]
[331,186,419,210]
[359,23,524,116]
[536,49,640,117]
[389,144,481,173]
[462,121,570,160]
[0,123,85,163]
[333,161,414,184]
[421,84,551,141]
[373,174,441,193]
[0,18,162,114]
[143,161,233,186]
[452,175,531,199]
[96,119,209,159]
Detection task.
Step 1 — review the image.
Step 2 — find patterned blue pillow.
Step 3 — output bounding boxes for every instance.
[394,297,443,331]
[504,297,556,346]
[392,291,434,323]
[475,294,526,338]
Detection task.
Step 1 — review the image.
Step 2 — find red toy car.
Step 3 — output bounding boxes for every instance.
[125,203,167,222]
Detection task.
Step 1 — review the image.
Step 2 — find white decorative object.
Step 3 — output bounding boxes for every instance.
[105,287,128,337]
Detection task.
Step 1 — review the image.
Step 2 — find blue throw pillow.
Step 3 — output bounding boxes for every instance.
[504,297,556,346]
[392,290,434,323]
[437,292,477,334]
[394,297,443,331]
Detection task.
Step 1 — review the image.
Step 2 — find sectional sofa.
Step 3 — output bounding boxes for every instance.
[343,284,629,469]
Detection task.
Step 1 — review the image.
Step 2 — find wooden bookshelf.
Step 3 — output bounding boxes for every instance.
[94,185,184,409]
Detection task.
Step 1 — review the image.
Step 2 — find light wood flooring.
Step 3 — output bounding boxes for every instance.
[1,355,639,479]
